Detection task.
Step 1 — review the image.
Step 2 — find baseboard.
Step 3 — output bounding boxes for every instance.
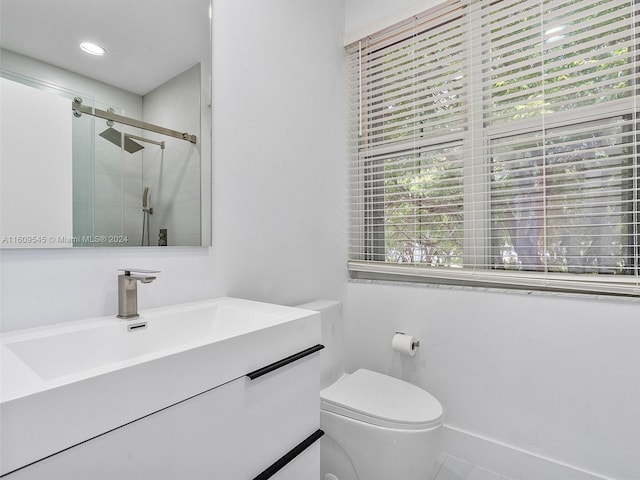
[440,424,615,480]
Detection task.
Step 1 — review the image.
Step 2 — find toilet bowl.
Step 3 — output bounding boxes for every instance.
[295,301,444,480]
[321,368,443,480]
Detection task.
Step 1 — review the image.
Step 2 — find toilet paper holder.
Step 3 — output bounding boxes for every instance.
[395,331,420,349]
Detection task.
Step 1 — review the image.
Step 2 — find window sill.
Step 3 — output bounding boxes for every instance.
[348,261,640,298]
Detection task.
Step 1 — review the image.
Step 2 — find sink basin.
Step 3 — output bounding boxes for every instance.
[5,302,282,381]
[0,297,319,476]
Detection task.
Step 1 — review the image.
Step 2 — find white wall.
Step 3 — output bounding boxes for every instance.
[345,0,439,41]
[210,0,348,306]
[0,246,219,333]
[345,282,640,478]
[0,1,347,331]
[343,1,640,478]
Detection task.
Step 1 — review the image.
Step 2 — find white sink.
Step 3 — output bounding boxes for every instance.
[5,302,282,381]
[0,297,319,476]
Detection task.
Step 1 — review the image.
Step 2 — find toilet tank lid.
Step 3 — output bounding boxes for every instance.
[320,369,443,429]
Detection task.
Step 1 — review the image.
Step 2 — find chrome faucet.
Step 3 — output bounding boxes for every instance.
[117,268,160,319]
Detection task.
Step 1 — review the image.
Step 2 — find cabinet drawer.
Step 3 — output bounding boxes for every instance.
[3,346,322,480]
[3,377,247,480]
[243,348,321,479]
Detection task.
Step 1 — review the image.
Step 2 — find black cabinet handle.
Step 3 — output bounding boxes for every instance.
[252,429,324,480]
[246,344,324,380]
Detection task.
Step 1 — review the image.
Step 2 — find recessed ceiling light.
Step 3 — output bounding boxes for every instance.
[80,42,106,56]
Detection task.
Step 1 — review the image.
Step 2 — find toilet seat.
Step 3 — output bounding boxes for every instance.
[320,369,443,430]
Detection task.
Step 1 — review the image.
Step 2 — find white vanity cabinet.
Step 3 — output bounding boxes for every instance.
[1,299,323,479]
[3,345,322,480]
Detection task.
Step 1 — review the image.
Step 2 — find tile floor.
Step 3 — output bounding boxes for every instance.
[433,454,513,480]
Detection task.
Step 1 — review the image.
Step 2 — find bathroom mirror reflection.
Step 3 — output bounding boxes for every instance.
[0,0,212,248]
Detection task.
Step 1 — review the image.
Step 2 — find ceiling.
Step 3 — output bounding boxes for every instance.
[0,0,210,96]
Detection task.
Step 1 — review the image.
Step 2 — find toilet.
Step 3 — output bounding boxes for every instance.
[296,301,443,480]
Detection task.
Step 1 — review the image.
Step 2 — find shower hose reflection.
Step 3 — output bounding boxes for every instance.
[141,187,152,246]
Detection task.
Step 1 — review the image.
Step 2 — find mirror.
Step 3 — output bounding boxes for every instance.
[0,0,212,248]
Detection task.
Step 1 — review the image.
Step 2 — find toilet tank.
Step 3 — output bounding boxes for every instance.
[296,300,344,389]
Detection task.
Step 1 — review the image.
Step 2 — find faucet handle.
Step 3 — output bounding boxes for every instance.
[118,268,161,276]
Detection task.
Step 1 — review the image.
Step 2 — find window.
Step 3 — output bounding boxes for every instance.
[347,0,639,295]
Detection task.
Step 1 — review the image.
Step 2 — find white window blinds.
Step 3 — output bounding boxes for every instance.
[347,0,639,296]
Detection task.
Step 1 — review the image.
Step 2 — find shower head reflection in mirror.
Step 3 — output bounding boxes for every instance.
[98,108,145,153]
[99,127,145,154]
